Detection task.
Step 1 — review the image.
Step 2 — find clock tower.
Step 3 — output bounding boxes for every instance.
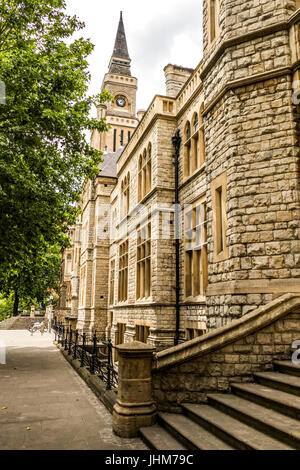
[92,12,139,153]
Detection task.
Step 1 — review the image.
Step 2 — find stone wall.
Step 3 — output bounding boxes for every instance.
[152,294,300,412]
[201,1,300,328]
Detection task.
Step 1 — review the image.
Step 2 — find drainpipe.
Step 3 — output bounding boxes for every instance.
[172,130,181,346]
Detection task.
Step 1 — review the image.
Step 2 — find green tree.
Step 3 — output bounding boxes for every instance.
[0,0,112,270]
[0,242,62,316]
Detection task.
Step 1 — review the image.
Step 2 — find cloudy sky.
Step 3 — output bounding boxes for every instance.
[65,0,203,115]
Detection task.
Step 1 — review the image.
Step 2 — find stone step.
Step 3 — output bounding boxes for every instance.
[254,371,300,396]
[274,361,300,377]
[0,317,17,330]
[207,393,300,449]
[231,382,300,420]
[157,412,233,450]
[182,403,293,450]
[139,424,187,450]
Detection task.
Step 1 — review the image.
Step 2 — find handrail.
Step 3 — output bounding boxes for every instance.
[52,321,118,390]
[153,293,300,371]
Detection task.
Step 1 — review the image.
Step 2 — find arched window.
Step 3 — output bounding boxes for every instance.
[138,155,142,201]
[191,113,199,173]
[146,143,152,194]
[137,144,152,201]
[121,174,130,217]
[184,121,191,176]
[199,104,206,166]
[126,173,130,213]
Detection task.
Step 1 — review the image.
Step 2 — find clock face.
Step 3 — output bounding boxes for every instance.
[116,97,126,107]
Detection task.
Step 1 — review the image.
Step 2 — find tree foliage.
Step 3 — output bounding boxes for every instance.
[0,0,111,306]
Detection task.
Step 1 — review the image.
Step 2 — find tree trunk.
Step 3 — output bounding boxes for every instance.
[13,290,19,317]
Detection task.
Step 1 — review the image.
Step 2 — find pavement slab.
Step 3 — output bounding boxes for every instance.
[0,330,147,450]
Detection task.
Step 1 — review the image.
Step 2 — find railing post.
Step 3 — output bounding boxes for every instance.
[62,325,65,347]
[106,338,112,390]
[112,342,156,438]
[68,327,72,355]
[80,332,86,367]
[64,326,69,351]
[54,323,57,342]
[90,331,97,375]
[73,330,78,360]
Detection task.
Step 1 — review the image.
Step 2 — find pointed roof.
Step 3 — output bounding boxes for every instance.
[109,12,131,76]
[112,12,130,60]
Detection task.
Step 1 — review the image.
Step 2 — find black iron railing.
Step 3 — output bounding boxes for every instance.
[53,321,118,390]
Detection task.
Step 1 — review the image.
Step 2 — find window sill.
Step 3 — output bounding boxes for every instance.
[182,295,206,305]
[135,296,152,303]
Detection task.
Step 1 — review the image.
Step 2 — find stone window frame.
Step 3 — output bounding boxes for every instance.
[211,171,229,263]
[138,142,152,202]
[109,258,116,306]
[183,105,206,179]
[208,0,220,46]
[135,324,150,344]
[118,239,129,303]
[184,196,208,301]
[136,220,152,301]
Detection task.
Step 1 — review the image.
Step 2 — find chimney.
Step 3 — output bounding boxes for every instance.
[164,64,194,98]
[137,109,146,121]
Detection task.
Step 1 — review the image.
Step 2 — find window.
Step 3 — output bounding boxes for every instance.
[184,107,205,178]
[109,259,115,305]
[121,173,130,218]
[184,121,191,176]
[216,187,223,254]
[136,222,151,300]
[113,129,117,152]
[114,322,126,361]
[210,0,216,42]
[186,328,205,341]
[184,199,208,298]
[138,143,152,201]
[120,130,124,146]
[135,325,150,343]
[199,105,206,166]
[118,240,128,302]
[211,172,228,262]
[128,131,131,142]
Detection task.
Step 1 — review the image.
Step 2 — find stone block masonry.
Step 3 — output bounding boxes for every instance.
[152,294,300,412]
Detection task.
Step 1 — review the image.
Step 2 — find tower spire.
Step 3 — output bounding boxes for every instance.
[109,11,131,76]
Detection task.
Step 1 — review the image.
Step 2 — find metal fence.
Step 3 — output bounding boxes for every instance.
[53,322,118,390]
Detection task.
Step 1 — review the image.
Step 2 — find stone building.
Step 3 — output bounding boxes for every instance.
[58,2,300,353]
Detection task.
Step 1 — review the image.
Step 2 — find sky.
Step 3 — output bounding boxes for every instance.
[65,0,203,116]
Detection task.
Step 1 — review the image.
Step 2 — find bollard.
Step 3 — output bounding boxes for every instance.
[112,342,156,438]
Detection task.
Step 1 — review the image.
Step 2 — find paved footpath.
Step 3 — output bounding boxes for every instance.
[0,330,147,450]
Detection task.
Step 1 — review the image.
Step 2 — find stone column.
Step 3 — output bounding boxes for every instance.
[30,306,35,318]
[112,341,156,438]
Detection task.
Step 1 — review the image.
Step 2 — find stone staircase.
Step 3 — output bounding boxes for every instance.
[0,315,45,330]
[140,361,300,450]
